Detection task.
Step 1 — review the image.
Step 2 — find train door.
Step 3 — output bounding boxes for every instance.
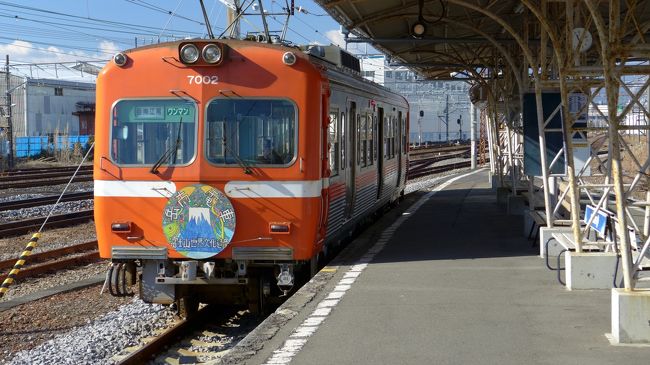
[344,101,356,218]
[377,107,384,199]
[396,111,403,187]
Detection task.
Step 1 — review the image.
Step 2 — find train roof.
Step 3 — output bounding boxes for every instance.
[121,39,407,106]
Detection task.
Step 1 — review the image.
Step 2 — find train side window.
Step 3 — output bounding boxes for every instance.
[373,115,378,162]
[340,112,346,170]
[399,111,407,154]
[360,114,367,167]
[328,109,339,176]
[356,114,361,166]
[367,114,374,166]
[393,116,398,158]
[383,116,388,159]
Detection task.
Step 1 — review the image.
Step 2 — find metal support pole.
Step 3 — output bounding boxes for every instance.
[470,102,477,169]
[445,94,449,143]
[534,83,555,227]
[506,122,517,194]
[5,55,13,169]
[559,77,583,252]
[584,0,633,289]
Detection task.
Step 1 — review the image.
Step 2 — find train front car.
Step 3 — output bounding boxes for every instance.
[94,40,326,314]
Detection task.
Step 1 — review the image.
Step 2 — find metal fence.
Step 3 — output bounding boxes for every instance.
[14,135,91,158]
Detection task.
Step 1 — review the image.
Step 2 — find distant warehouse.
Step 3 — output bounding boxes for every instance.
[0,74,95,137]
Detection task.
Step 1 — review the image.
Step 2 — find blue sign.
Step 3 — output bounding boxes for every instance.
[585,205,608,237]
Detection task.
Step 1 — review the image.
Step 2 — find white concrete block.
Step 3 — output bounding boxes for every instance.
[539,226,571,258]
[565,252,620,290]
[611,288,650,344]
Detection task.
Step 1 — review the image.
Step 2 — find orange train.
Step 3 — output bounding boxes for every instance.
[94,39,408,314]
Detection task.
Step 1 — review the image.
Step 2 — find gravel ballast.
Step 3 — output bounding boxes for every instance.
[2,296,175,365]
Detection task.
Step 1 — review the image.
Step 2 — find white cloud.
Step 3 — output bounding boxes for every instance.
[323,29,367,54]
[0,40,34,56]
[324,29,346,48]
[99,41,120,55]
[0,39,117,81]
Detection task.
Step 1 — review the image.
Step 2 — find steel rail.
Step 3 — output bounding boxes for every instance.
[0,175,93,189]
[0,241,98,271]
[0,210,94,237]
[0,165,93,177]
[0,251,99,282]
[0,191,94,212]
[117,306,217,365]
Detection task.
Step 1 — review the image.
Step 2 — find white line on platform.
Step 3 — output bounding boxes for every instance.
[262,168,485,365]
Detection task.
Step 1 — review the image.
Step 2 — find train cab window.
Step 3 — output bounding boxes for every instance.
[328,109,339,176]
[110,99,196,166]
[205,99,296,166]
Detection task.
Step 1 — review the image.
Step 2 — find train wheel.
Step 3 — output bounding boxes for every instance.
[176,296,199,319]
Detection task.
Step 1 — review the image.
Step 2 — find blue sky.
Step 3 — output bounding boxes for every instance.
[0,0,351,67]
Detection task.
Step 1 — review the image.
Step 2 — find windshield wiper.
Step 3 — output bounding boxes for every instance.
[222,122,252,175]
[150,118,183,174]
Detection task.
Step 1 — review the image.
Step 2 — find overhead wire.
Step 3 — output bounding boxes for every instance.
[158,0,187,38]
[0,1,203,36]
[124,0,208,26]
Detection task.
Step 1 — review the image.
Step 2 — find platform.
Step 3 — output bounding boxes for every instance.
[225,169,650,365]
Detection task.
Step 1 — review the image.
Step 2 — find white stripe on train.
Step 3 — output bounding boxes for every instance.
[94,179,328,198]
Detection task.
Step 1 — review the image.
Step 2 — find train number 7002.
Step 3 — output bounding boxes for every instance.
[187,75,219,85]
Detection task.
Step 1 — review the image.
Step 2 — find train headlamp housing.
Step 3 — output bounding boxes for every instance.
[282,52,297,66]
[113,52,128,67]
[180,44,200,64]
[178,42,226,66]
[202,44,222,64]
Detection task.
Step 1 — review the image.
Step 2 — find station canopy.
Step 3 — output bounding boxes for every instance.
[315,0,650,81]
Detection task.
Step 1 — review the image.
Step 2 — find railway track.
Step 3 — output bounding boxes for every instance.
[0,165,93,177]
[407,160,473,180]
[0,209,94,237]
[0,165,93,189]
[116,305,258,365]
[0,240,99,282]
[0,191,94,212]
[409,144,470,157]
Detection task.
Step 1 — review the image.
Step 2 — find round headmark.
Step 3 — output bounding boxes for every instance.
[162,184,236,259]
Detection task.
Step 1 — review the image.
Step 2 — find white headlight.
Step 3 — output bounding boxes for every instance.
[180,44,200,64]
[113,52,128,67]
[282,52,296,66]
[202,44,222,64]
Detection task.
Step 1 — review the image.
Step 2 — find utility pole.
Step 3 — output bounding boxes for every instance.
[445,94,449,143]
[5,55,13,169]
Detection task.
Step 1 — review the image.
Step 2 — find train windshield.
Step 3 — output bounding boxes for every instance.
[111,99,196,166]
[205,99,296,166]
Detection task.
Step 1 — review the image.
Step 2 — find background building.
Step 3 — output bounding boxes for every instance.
[1,75,95,137]
[360,55,471,144]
